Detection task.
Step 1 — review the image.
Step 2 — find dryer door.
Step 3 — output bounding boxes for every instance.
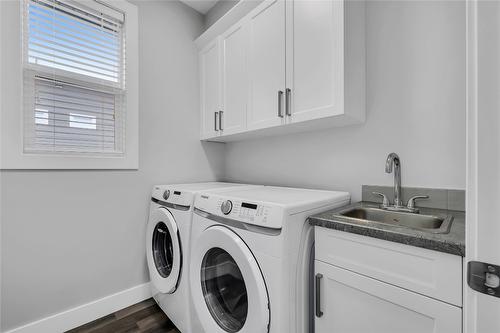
[190,225,269,333]
[146,207,182,294]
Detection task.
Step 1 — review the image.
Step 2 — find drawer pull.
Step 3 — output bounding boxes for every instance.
[219,110,224,131]
[285,88,291,116]
[277,90,284,118]
[316,273,323,318]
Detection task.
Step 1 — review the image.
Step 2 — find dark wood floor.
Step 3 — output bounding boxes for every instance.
[66,298,181,333]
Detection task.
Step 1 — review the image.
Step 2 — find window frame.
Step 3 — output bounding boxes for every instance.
[0,0,138,169]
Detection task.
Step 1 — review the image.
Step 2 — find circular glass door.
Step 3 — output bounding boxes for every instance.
[146,207,181,294]
[190,225,269,333]
[152,222,174,278]
[201,247,248,332]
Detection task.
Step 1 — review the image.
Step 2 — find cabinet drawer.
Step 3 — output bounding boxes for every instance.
[315,228,462,306]
[315,260,462,333]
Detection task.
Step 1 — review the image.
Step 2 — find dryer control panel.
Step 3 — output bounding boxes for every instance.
[195,194,284,229]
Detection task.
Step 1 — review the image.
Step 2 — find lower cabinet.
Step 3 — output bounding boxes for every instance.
[315,260,462,333]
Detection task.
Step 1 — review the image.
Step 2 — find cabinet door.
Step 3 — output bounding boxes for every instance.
[315,227,463,307]
[199,39,221,139]
[220,21,248,135]
[315,260,462,333]
[286,0,344,123]
[247,0,286,130]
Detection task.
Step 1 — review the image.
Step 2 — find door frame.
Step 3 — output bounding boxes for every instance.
[465,0,477,330]
[465,0,500,332]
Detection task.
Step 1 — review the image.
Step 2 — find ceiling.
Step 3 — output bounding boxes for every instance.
[180,0,219,14]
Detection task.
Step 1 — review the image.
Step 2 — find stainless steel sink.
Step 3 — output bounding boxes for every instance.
[337,206,453,234]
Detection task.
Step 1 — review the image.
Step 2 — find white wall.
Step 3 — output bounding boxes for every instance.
[0,0,225,331]
[223,0,466,200]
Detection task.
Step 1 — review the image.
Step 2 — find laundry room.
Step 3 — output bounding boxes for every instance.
[0,0,498,332]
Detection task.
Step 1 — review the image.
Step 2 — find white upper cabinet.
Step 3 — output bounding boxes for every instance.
[220,20,248,135]
[196,0,365,141]
[247,0,286,130]
[285,0,365,126]
[286,0,343,123]
[199,39,221,139]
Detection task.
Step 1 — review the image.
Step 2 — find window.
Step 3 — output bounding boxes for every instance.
[25,76,124,153]
[23,0,126,155]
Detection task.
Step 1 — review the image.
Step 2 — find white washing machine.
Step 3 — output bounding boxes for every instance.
[189,186,350,333]
[146,182,258,333]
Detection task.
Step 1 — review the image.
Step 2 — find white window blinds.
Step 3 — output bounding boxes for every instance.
[23,0,126,155]
[24,75,124,153]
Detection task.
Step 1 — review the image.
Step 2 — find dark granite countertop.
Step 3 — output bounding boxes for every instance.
[309,201,465,256]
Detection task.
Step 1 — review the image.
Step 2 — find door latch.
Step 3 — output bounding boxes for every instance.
[468,261,500,298]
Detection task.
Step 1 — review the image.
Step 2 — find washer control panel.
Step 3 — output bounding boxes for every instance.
[195,193,284,229]
[217,198,272,225]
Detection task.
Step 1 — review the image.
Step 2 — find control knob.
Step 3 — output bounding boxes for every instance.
[163,190,170,200]
[221,200,233,215]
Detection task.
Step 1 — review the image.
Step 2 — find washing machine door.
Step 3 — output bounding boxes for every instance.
[190,225,269,333]
[146,207,182,294]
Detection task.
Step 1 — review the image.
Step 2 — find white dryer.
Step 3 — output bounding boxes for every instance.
[189,186,350,333]
[146,182,257,333]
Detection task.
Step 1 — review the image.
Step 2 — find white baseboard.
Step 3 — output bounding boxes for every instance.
[4,282,152,333]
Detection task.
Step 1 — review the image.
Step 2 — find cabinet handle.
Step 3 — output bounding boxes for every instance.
[285,88,291,116]
[277,90,284,118]
[214,111,219,131]
[219,110,223,131]
[315,273,323,318]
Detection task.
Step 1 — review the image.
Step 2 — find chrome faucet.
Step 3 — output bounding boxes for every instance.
[372,153,429,213]
[385,153,403,207]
